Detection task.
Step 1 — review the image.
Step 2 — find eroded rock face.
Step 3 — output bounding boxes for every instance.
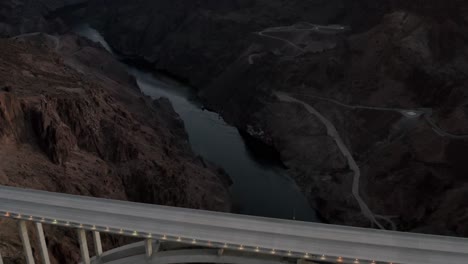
[222,10,468,234]
[0,32,231,263]
[85,0,468,237]
[209,9,468,234]
[0,92,25,142]
[29,98,78,164]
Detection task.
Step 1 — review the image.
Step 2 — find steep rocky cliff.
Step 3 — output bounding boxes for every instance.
[87,0,468,236]
[1,3,467,263]
[0,0,90,37]
[0,32,231,263]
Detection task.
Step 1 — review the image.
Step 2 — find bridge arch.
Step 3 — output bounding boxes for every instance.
[2,185,468,264]
[96,248,290,264]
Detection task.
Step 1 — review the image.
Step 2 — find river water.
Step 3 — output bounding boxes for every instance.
[74,24,316,221]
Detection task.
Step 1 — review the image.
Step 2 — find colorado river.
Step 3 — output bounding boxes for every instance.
[74,24,317,221]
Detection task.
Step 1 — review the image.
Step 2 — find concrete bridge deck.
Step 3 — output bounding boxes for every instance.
[1,185,467,264]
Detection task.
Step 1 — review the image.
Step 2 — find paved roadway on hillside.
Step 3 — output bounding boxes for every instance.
[275,92,387,230]
[249,23,346,64]
[1,185,468,264]
[256,23,346,52]
[284,92,468,139]
[275,91,468,232]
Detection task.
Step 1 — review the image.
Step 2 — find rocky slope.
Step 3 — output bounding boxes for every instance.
[86,0,468,236]
[0,32,231,263]
[86,0,355,86]
[0,0,89,37]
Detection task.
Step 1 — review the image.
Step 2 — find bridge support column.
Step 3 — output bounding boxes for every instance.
[145,238,153,258]
[77,229,90,264]
[34,223,51,264]
[18,220,35,264]
[0,251,4,264]
[92,231,103,258]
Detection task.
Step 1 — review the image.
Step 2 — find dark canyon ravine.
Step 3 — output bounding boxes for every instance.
[73,24,317,222]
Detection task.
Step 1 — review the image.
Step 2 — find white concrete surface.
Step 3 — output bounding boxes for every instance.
[34,222,51,264]
[90,241,147,263]
[18,220,35,264]
[1,185,468,264]
[145,239,153,258]
[92,231,103,258]
[104,248,288,264]
[77,229,90,264]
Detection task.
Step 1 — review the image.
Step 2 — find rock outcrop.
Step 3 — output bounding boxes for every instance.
[0,93,25,142]
[0,32,231,263]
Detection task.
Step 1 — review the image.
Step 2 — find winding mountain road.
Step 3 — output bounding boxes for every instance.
[257,30,305,52]
[288,92,468,139]
[255,23,346,55]
[274,92,386,230]
[424,115,468,139]
[274,90,468,229]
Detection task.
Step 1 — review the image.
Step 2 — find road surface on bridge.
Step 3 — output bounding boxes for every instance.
[0,185,467,264]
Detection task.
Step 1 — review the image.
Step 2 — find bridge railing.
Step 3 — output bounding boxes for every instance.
[1,185,468,264]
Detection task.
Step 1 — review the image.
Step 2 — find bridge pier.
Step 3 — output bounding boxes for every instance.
[77,229,90,264]
[92,231,103,258]
[145,238,152,258]
[18,220,35,264]
[34,222,51,264]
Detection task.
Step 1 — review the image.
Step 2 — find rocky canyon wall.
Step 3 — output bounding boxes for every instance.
[86,0,468,237]
[0,26,231,264]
